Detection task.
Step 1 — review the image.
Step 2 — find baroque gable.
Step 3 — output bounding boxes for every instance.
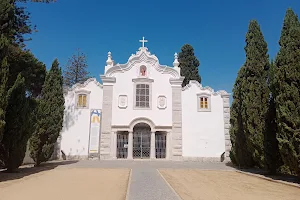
[182,80,230,97]
[64,78,103,95]
[104,47,181,79]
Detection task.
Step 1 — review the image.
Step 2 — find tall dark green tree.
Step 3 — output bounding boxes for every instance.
[0,0,14,145]
[29,59,65,166]
[264,60,282,174]
[241,20,270,168]
[1,74,32,172]
[63,49,90,88]
[0,0,56,169]
[178,44,201,87]
[230,66,254,167]
[274,8,300,176]
[230,20,270,168]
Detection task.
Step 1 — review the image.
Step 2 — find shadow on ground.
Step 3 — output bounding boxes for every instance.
[0,160,78,183]
[225,162,299,184]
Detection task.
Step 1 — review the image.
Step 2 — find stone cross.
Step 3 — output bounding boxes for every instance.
[139,36,148,48]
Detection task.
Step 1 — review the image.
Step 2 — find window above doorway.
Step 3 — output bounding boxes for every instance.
[133,83,152,110]
[75,90,91,109]
[197,93,211,112]
[132,78,153,110]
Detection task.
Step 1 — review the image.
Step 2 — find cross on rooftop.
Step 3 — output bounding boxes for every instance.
[139,36,148,48]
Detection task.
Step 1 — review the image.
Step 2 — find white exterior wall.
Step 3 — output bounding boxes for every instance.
[60,79,103,158]
[111,63,173,127]
[182,82,225,158]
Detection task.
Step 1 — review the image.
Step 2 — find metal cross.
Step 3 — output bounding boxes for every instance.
[139,36,148,47]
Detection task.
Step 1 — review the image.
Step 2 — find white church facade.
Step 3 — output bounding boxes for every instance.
[59,38,231,162]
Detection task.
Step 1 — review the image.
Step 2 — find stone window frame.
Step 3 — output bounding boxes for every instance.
[75,89,91,109]
[132,78,154,110]
[197,93,211,112]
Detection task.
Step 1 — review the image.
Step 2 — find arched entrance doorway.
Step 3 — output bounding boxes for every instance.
[133,123,151,159]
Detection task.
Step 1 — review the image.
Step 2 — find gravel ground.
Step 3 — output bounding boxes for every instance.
[0,168,130,200]
[58,160,234,200]
[159,169,300,200]
[2,160,298,200]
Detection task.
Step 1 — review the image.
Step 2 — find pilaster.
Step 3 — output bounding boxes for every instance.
[99,76,116,160]
[111,132,117,159]
[170,77,184,161]
[150,132,156,159]
[127,131,133,159]
[166,131,171,160]
[222,94,231,161]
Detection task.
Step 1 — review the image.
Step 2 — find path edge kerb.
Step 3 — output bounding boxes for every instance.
[236,170,300,189]
[125,169,132,200]
[157,169,182,200]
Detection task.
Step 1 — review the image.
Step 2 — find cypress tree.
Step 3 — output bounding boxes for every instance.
[0,0,14,144]
[230,66,254,167]
[1,74,31,172]
[274,8,300,176]
[178,44,201,87]
[29,59,65,166]
[241,20,270,168]
[264,60,282,174]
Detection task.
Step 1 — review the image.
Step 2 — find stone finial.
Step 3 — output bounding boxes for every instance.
[106,51,113,66]
[173,52,179,68]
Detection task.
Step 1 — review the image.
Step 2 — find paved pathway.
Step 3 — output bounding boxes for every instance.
[128,167,180,200]
[59,160,234,200]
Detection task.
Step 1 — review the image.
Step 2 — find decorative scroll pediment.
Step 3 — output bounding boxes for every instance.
[105,47,180,79]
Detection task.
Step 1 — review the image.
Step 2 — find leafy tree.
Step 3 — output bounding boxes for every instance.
[29,59,64,166]
[230,66,254,167]
[274,8,300,176]
[8,47,46,97]
[1,74,32,172]
[0,0,55,169]
[178,44,201,87]
[240,20,270,168]
[63,49,90,87]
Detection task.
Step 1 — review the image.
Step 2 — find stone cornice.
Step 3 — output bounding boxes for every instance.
[100,75,116,84]
[132,77,154,83]
[75,89,91,94]
[64,78,102,94]
[169,77,184,86]
[182,80,230,96]
[105,48,181,78]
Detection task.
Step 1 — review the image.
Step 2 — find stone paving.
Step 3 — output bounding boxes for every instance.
[58,160,234,200]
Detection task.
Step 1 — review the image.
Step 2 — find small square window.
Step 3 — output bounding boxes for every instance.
[200,97,209,109]
[78,94,87,107]
[197,94,211,112]
[75,90,91,109]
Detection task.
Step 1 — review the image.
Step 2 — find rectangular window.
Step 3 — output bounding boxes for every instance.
[197,94,211,112]
[200,97,209,109]
[78,94,87,107]
[135,84,150,108]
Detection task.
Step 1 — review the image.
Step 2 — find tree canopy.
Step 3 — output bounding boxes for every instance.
[178,44,201,87]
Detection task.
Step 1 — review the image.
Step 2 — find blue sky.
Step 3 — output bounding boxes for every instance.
[25,0,300,94]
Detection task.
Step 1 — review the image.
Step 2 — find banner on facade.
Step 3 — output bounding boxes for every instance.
[88,109,101,154]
